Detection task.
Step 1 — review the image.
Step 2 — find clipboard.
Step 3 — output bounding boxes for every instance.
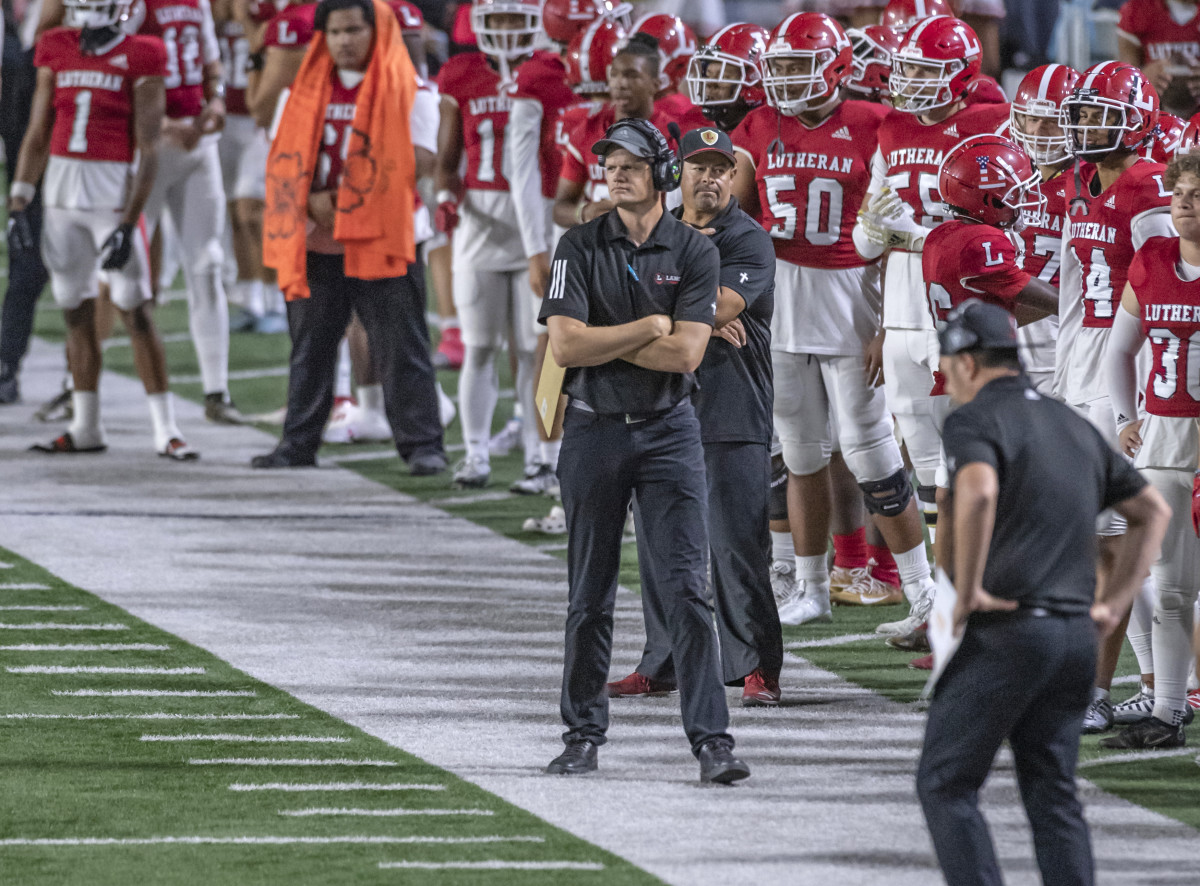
[535,339,567,440]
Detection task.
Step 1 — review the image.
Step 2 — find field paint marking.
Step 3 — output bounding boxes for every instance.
[0,562,13,568]
[141,734,347,743]
[1077,748,1195,768]
[0,835,541,847]
[1111,674,1142,686]
[10,666,202,674]
[104,330,192,350]
[786,632,881,650]
[0,623,127,631]
[170,366,289,385]
[380,861,604,871]
[229,782,445,792]
[0,606,87,612]
[0,644,169,651]
[54,688,250,697]
[190,758,396,767]
[429,491,518,507]
[279,808,494,817]
[2,713,298,721]
[0,583,51,589]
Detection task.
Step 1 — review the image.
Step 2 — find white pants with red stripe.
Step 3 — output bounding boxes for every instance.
[41,207,152,311]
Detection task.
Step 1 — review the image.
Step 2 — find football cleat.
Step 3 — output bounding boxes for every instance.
[1112,684,1155,725]
[488,416,523,457]
[322,397,358,444]
[452,454,491,489]
[606,671,676,698]
[30,432,106,454]
[886,622,929,652]
[874,584,933,636]
[908,653,934,671]
[432,326,464,370]
[778,580,832,625]
[158,438,200,461]
[1082,696,1114,735]
[33,387,73,423]
[204,392,247,426]
[522,504,567,534]
[346,409,393,443]
[832,567,905,606]
[511,463,559,496]
[769,561,798,606]
[1099,716,1185,750]
[829,565,858,595]
[741,668,781,707]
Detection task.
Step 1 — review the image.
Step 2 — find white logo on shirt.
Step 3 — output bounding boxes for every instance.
[832,126,852,141]
[1104,194,1116,209]
[548,259,567,300]
[110,54,128,69]
[944,124,959,138]
[739,272,749,283]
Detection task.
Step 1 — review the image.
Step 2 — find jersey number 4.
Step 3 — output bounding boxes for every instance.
[764,175,843,245]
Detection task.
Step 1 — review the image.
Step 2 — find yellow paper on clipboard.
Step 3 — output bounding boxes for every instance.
[535,350,567,438]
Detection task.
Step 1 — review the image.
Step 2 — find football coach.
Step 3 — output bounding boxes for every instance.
[539,118,749,784]
[917,301,1169,886]
[611,126,784,706]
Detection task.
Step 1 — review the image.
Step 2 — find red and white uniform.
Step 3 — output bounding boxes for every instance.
[216,16,265,202]
[559,103,678,204]
[1015,170,1069,388]
[36,27,164,309]
[263,2,316,52]
[654,91,707,130]
[1118,0,1200,66]
[129,0,221,119]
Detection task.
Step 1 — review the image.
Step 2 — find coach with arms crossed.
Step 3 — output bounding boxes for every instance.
[917,301,1168,886]
[539,118,749,784]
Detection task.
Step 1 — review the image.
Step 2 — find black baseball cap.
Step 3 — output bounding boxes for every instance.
[937,300,1019,356]
[592,120,663,160]
[679,127,735,162]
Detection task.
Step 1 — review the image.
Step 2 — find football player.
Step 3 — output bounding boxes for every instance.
[1104,149,1200,749]
[684,21,769,134]
[844,23,900,104]
[1117,0,1200,115]
[8,0,196,458]
[731,12,935,628]
[1057,61,1177,733]
[630,12,703,128]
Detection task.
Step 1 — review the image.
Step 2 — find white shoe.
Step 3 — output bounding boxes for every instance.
[778,581,832,626]
[1113,684,1155,725]
[452,454,490,489]
[322,398,357,444]
[346,408,392,443]
[770,561,797,606]
[875,583,934,636]
[511,463,559,496]
[522,504,566,534]
[437,382,456,428]
[488,417,522,457]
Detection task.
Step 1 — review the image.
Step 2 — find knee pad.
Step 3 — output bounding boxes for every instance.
[769,457,788,522]
[780,438,831,477]
[860,468,914,518]
[1158,586,1196,616]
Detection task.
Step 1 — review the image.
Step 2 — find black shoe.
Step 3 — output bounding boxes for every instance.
[409,451,447,476]
[1099,716,1186,750]
[545,740,598,775]
[205,392,247,425]
[697,739,750,785]
[0,363,19,404]
[250,449,317,469]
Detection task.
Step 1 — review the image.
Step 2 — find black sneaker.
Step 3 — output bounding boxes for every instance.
[545,740,598,775]
[1099,716,1186,750]
[250,449,317,469]
[697,738,750,784]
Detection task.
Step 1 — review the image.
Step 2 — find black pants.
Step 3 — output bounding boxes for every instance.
[917,611,1097,886]
[557,400,731,754]
[278,253,443,462]
[636,440,783,685]
[0,45,50,369]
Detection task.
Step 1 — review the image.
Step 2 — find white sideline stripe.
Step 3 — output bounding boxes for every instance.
[1077,748,1195,768]
[104,330,192,350]
[229,782,446,792]
[2,713,298,721]
[279,808,494,817]
[786,632,881,650]
[190,758,397,767]
[380,861,603,871]
[141,733,347,743]
[0,606,87,611]
[10,666,202,674]
[429,491,517,506]
[0,623,127,631]
[0,562,13,568]
[0,644,169,651]
[1111,674,1142,686]
[55,688,250,697]
[171,366,289,385]
[0,583,51,589]
[0,836,542,847]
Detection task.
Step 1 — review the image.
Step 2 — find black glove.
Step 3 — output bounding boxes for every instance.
[100,222,135,270]
[6,209,36,254]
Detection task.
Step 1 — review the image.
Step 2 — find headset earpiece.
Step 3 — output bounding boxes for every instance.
[607,118,681,192]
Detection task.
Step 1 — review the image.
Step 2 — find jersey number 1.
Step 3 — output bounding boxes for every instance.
[69,90,92,153]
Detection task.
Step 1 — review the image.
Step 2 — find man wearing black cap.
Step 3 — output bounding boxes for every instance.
[607,126,784,707]
[539,117,749,784]
[916,300,1169,886]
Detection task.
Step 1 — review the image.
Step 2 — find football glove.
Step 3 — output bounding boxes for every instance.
[100,222,135,271]
[6,209,36,254]
[1192,474,1200,537]
[860,187,926,252]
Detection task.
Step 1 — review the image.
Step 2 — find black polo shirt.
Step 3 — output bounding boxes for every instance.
[539,207,720,415]
[672,197,775,445]
[942,374,1147,614]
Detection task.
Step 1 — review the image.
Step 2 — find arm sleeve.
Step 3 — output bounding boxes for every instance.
[199,0,221,65]
[1053,233,1082,400]
[673,236,720,326]
[1117,0,1144,44]
[943,408,1001,484]
[538,232,591,324]
[409,86,439,155]
[719,224,773,309]
[559,131,588,185]
[1131,207,1176,250]
[852,147,888,262]
[1107,303,1145,430]
[505,97,550,259]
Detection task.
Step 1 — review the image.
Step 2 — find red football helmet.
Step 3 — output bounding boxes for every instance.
[882,0,954,34]
[890,16,981,114]
[389,0,424,30]
[938,134,1044,229]
[1009,64,1080,166]
[542,0,632,45]
[761,13,852,117]
[631,13,697,93]
[471,0,541,60]
[1146,112,1185,162]
[248,0,289,24]
[566,18,627,95]
[685,22,769,109]
[1178,116,1200,156]
[1062,61,1160,159]
[845,24,901,102]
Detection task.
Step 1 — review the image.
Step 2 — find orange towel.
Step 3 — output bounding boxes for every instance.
[263,0,417,299]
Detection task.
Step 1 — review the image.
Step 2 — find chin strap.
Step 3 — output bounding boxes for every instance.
[1068,157,1090,217]
[80,25,122,56]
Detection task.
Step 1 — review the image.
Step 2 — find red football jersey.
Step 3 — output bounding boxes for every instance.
[1064,160,1172,327]
[733,100,887,269]
[875,102,1010,229]
[1128,235,1200,417]
[135,0,218,119]
[1118,0,1200,64]
[314,74,359,190]
[559,103,680,199]
[217,17,249,116]
[437,51,520,191]
[1018,169,1069,287]
[35,28,167,163]
[263,3,316,50]
[922,219,1030,326]
[655,92,708,132]
[510,52,575,198]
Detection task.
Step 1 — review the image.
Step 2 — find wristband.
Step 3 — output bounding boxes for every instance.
[575,201,587,225]
[246,51,265,73]
[9,181,36,203]
[435,190,457,205]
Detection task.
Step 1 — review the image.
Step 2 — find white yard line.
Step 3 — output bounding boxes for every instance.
[279,807,494,817]
[379,861,603,871]
[0,836,542,847]
[54,688,249,697]
[229,782,446,792]
[0,644,168,651]
[0,623,127,631]
[0,605,87,611]
[10,666,201,674]
[141,733,347,743]
[170,367,289,385]
[1,713,298,721]
[0,583,51,589]
[1078,748,1195,768]
[786,632,881,649]
[190,758,396,766]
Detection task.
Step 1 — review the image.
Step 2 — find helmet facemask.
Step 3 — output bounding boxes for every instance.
[1061,97,1138,159]
[762,49,839,116]
[889,53,961,114]
[1010,101,1071,166]
[472,2,541,62]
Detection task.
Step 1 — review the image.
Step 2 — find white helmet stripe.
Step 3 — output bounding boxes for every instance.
[580,21,600,81]
[776,13,804,36]
[1037,64,1062,101]
[904,15,940,47]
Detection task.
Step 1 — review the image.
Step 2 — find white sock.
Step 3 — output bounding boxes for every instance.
[439,316,459,332]
[794,553,828,585]
[264,282,285,314]
[540,438,560,470]
[358,383,384,415]
[68,391,104,446]
[1151,586,1196,724]
[772,531,795,565]
[187,267,230,396]
[146,392,181,450]
[895,543,932,593]
[459,345,498,462]
[334,339,353,400]
[245,279,265,316]
[513,399,525,421]
[516,348,540,468]
[1128,575,1156,676]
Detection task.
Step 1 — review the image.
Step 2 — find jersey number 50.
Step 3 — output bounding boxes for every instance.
[764,175,843,245]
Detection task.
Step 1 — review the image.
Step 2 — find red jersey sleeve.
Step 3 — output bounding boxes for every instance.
[961,228,1031,303]
[1131,164,1173,212]
[1127,246,1150,292]
[1117,0,1150,41]
[434,53,467,103]
[559,116,589,185]
[129,35,169,80]
[264,5,315,50]
[33,27,68,69]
